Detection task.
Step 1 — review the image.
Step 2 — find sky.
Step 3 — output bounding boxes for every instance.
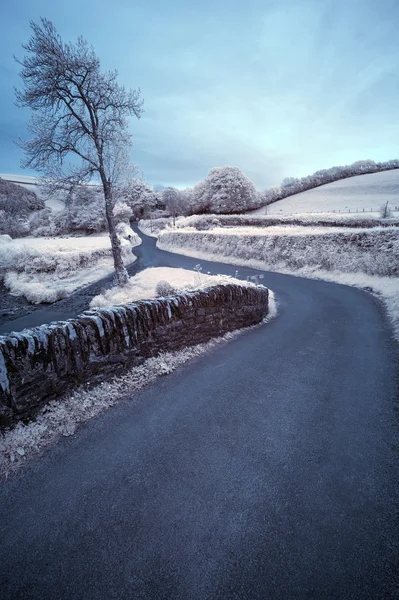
[1,0,398,190]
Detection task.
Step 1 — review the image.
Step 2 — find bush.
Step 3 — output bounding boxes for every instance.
[0,212,30,237]
[195,216,221,230]
[114,201,133,223]
[29,208,53,234]
[0,233,12,243]
[191,166,259,214]
[155,280,176,296]
[34,187,107,235]
[115,222,136,241]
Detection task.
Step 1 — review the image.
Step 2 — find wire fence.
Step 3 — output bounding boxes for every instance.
[266,205,399,215]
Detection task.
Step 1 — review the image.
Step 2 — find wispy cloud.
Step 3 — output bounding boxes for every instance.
[1,0,398,188]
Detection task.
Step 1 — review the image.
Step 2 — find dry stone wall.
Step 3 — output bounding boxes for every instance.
[0,284,268,427]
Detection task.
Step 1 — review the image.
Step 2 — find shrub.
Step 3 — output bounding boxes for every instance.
[29,208,53,234]
[115,222,135,240]
[155,280,176,296]
[114,201,133,223]
[195,216,221,230]
[191,166,259,214]
[0,212,30,237]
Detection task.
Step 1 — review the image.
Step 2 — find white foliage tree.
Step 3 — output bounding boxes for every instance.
[121,178,156,218]
[162,187,183,224]
[15,19,143,285]
[192,166,259,214]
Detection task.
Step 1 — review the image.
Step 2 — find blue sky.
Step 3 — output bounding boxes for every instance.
[1,0,398,189]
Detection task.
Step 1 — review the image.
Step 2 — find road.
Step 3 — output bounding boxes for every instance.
[0,227,398,599]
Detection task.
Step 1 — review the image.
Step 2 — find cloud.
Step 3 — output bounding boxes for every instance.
[1,0,399,188]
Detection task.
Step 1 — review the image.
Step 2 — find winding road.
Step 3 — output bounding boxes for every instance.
[0,228,398,599]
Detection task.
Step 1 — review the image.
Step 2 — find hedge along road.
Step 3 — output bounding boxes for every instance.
[0,226,398,600]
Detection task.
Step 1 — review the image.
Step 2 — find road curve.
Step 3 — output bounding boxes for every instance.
[0,227,398,599]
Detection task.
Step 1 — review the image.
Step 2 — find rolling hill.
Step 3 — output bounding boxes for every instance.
[253,169,399,216]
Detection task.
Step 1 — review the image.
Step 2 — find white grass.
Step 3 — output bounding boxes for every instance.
[156,229,399,340]
[0,232,141,303]
[90,266,256,309]
[139,213,399,242]
[157,228,399,278]
[0,317,276,480]
[251,169,399,216]
[210,225,396,236]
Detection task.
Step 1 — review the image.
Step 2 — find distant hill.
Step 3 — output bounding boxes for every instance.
[0,177,43,212]
[251,170,399,216]
[0,174,65,212]
[0,173,40,188]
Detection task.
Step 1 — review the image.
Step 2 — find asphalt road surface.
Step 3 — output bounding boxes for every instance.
[0,227,398,599]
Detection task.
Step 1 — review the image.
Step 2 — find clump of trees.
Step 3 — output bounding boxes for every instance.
[120,178,157,219]
[15,18,143,285]
[30,186,132,236]
[142,159,399,218]
[136,166,260,219]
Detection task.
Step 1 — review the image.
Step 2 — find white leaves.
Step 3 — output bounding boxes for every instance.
[192,166,258,214]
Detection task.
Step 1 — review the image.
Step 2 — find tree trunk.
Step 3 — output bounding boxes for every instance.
[103,180,129,287]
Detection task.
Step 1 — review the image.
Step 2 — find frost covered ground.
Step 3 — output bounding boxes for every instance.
[251,169,399,216]
[139,213,399,240]
[150,226,399,340]
[90,266,254,308]
[0,231,141,304]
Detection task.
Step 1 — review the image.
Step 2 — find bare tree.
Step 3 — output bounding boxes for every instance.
[379,201,392,219]
[15,19,143,286]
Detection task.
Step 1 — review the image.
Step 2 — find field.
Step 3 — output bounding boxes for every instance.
[89,266,253,309]
[252,169,399,216]
[0,233,140,303]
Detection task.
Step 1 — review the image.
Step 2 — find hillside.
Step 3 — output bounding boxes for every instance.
[0,174,64,211]
[252,170,399,216]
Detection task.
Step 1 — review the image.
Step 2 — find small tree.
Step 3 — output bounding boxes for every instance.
[15,19,143,286]
[193,166,259,214]
[121,178,156,219]
[162,187,182,226]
